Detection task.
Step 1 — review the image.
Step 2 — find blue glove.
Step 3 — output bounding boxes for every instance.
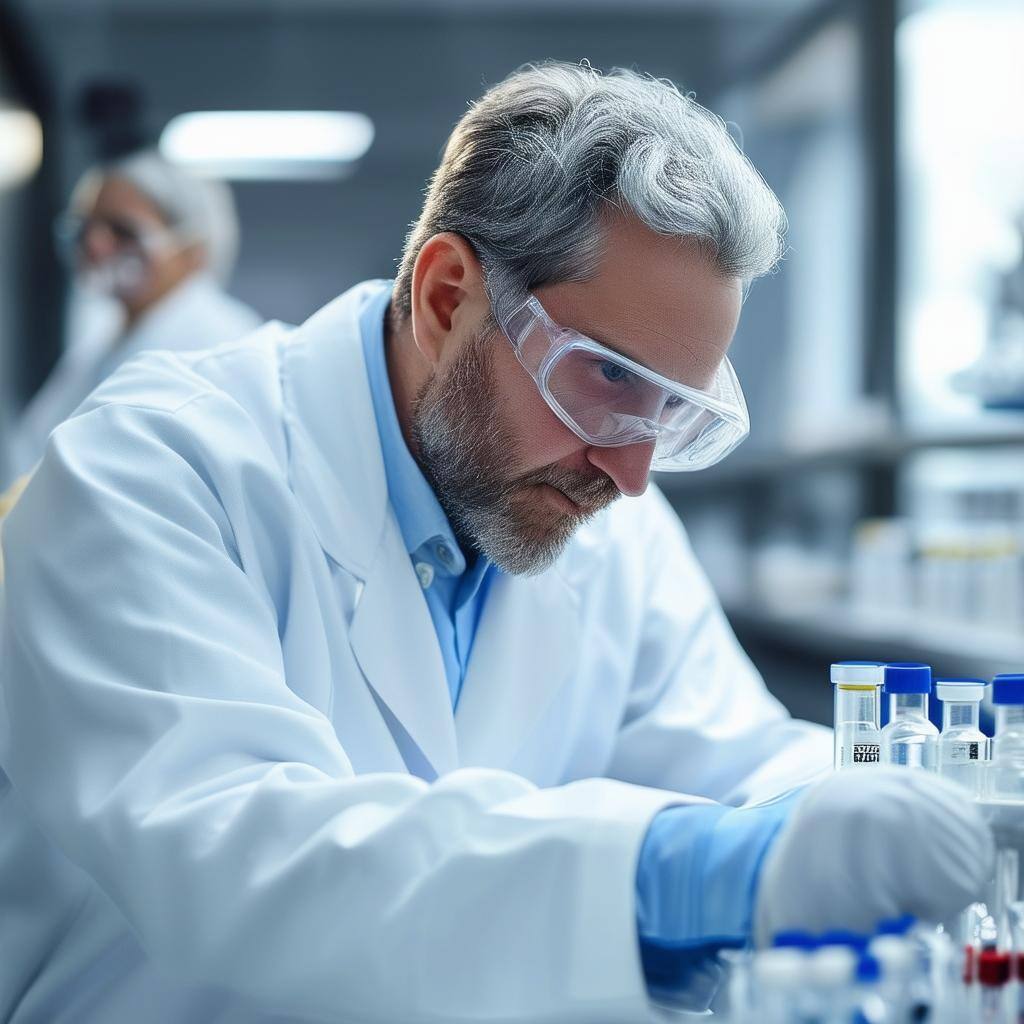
[637,769,995,1006]
[635,790,802,1001]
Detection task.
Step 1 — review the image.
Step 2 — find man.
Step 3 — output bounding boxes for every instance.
[3,149,260,487]
[0,62,990,1022]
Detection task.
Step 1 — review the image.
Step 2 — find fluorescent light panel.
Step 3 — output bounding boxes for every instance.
[159,110,374,180]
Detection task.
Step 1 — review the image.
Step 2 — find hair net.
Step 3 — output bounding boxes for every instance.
[97,149,241,283]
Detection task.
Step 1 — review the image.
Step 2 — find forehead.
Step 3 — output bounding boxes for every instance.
[78,176,167,226]
[533,214,743,388]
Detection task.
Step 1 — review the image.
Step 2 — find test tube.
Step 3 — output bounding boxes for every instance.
[831,661,884,770]
[881,663,939,771]
[936,677,990,795]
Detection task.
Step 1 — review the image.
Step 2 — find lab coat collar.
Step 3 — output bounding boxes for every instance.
[280,280,458,774]
[279,280,391,578]
[358,282,465,565]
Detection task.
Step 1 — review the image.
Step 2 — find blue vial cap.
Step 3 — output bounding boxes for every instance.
[884,663,932,694]
[819,929,869,951]
[856,953,882,984]
[876,914,916,936]
[993,675,1024,705]
[773,930,818,950]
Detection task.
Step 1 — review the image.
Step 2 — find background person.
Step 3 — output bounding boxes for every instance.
[3,149,260,486]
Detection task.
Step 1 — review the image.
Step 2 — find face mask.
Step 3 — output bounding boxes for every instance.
[78,250,150,302]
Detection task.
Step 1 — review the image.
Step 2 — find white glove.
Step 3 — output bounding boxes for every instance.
[755,767,994,945]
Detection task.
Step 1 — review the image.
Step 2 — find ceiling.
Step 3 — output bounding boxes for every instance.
[20,0,820,15]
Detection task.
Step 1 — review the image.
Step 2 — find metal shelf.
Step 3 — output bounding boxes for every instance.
[724,599,1024,678]
[657,423,1024,495]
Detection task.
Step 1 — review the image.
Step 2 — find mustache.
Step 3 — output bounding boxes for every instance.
[516,464,621,515]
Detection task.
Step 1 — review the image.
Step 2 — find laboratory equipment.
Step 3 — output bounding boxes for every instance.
[869,935,916,1023]
[989,674,1024,800]
[853,954,887,1024]
[975,949,1011,1023]
[751,948,806,1024]
[728,923,964,1023]
[881,662,939,770]
[831,661,883,770]
[805,945,857,1024]
[978,676,1024,967]
[936,677,990,795]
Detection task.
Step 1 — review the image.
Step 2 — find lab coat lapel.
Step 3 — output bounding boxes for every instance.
[348,527,458,777]
[455,567,582,769]
[281,280,457,776]
[280,282,389,577]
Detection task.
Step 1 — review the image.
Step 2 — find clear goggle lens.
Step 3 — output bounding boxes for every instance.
[540,342,748,472]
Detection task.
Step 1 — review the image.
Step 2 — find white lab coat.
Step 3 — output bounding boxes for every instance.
[3,272,261,487]
[0,279,830,1023]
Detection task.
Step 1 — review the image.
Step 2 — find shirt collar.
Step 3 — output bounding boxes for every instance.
[360,282,467,572]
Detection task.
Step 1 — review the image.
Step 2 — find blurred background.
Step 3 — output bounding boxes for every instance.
[0,0,1021,725]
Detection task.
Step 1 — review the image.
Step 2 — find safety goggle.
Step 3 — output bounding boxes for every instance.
[497,293,750,472]
[53,212,180,263]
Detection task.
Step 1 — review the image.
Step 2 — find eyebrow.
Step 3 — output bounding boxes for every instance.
[570,318,707,384]
[573,322,641,363]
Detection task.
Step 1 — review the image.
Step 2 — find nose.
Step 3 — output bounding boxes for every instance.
[81,222,118,266]
[586,440,656,497]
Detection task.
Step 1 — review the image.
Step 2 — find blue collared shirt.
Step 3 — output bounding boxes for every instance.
[360,282,496,709]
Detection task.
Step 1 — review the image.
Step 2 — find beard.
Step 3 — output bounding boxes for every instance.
[409,323,621,576]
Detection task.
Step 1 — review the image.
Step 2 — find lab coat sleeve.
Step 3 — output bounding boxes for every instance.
[604,487,831,806]
[0,397,681,1024]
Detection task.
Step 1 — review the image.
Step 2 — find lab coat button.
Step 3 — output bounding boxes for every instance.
[415,562,434,589]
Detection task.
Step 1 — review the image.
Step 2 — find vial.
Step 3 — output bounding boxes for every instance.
[881,663,938,771]
[868,937,916,1024]
[808,945,857,1024]
[989,674,1024,801]
[831,661,883,770]
[977,949,1011,1024]
[936,678,990,795]
[751,949,806,1024]
[852,953,887,1024]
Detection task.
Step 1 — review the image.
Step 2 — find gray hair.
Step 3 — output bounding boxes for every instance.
[84,149,242,283]
[393,60,786,322]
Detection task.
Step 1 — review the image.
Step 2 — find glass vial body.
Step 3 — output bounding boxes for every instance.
[881,693,939,770]
[989,705,1024,800]
[834,686,881,769]
[938,700,989,794]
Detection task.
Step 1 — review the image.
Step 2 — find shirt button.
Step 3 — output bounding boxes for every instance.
[436,543,454,566]
[415,562,434,589]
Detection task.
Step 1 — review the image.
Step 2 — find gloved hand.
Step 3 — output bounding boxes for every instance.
[636,768,994,1003]
[636,789,804,1002]
[754,767,994,945]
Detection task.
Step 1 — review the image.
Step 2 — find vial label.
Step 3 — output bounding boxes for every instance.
[946,741,981,763]
[851,743,880,764]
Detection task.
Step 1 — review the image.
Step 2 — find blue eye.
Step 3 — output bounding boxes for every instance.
[600,361,630,383]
